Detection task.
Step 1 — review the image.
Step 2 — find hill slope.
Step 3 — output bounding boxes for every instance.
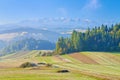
[2,38,55,54]
[0,51,120,80]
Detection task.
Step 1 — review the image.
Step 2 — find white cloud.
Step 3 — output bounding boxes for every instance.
[0,33,19,41]
[82,0,101,11]
[20,32,28,36]
[84,19,91,23]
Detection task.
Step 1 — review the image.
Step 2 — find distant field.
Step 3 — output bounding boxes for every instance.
[0,51,120,80]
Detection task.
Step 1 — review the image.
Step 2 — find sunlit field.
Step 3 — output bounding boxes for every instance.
[0,51,120,80]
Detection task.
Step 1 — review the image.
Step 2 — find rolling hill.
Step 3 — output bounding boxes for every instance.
[2,38,55,54]
[0,51,120,80]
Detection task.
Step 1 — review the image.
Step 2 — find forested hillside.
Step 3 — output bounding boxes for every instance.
[55,24,120,54]
[3,38,55,54]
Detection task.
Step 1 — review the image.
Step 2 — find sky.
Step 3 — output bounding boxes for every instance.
[0,0,120,25]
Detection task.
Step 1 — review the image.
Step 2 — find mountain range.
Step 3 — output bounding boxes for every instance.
[0,27,68,54]
[0,18,90,54]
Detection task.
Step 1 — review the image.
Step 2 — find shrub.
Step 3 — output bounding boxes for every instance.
[37,62,46,65]
[57,70,69,73]
[19,62,37,68]
[46,63,52,67]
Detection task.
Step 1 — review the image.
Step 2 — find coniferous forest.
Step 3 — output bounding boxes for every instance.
[55,24,120,54]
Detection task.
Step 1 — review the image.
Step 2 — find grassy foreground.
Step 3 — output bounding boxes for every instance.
[0,51,120,80]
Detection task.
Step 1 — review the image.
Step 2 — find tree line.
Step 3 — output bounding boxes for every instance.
[55,24,120,54]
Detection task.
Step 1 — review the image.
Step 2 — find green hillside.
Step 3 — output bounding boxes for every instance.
[0,51,120,80]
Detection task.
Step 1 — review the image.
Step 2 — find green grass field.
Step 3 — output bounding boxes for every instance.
[0,51,120,80]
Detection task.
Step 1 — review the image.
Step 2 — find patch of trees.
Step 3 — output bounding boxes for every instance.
[55,24,120,54]
[36,51,53,57]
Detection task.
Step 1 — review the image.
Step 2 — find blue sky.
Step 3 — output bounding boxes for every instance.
[0,0,120,25]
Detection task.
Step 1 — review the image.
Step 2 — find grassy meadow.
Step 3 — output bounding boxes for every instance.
[0,51,120,80]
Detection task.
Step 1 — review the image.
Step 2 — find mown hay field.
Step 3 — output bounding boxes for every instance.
[0,51,120,80]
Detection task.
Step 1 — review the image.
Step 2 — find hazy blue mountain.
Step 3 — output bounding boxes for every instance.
[0,27,68,54]
[0,40,6,49]
[0,27,68,42]
[0,18,88,34]
[0,19,87,54]
[2,38,55,54]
